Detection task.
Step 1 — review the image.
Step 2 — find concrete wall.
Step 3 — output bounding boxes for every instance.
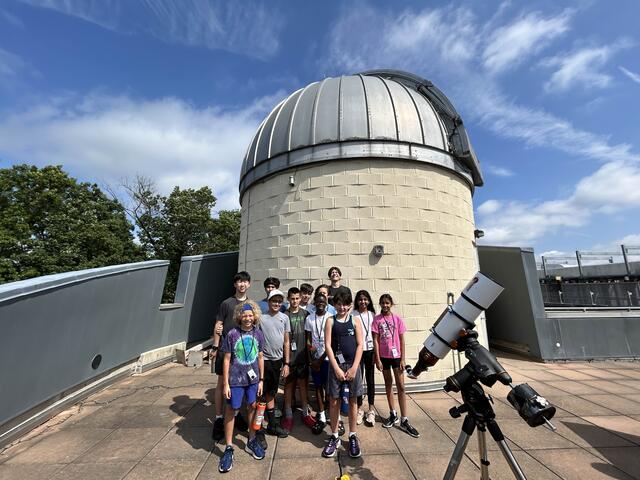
[0,261,170,429]
[0,252,240,439]
[162,251,240,343]
[239,159,484,383]
[478,245,640,361]
[478,246,546,358]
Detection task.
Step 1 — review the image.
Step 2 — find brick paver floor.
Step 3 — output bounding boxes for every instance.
[1,352,639,479]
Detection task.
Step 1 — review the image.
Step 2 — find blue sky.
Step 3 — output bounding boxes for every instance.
[1,0,639,259]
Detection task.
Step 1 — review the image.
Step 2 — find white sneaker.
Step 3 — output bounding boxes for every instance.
[365,410,375,427]
[356,409,364,425]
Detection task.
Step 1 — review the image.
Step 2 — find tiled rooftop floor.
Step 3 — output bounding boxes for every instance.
[1,353,639,479]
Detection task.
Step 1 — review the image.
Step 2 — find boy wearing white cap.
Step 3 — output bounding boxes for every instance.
[259,289,291,439]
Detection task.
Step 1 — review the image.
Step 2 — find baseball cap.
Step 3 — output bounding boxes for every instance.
[267,289,285,301]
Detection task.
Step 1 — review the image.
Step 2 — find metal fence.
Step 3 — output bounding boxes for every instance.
[540,281,640,307]
[538,245,640,278]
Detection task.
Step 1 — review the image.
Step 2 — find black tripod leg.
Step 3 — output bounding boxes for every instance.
[443,415,476,480]
[487,419,527,480]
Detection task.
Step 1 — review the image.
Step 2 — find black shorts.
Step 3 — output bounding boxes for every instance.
[214,350,224,376]
[264,359,283,397]
[285,363,309,382]
[381,357,401,371]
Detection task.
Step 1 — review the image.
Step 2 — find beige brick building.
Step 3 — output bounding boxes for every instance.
[238,70,487,387]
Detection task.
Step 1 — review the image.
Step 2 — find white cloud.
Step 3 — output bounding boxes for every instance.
[477,199,501,215]
[482,10,572,74]
[19,0,284,58]
[619,66,640,84]
[1,9,25,28]
[323,3,640,247]
[477,160,640,245]
[485,164,514,177]
[542,39,634,93]
[0,48,28,77]
[0,92,284,210]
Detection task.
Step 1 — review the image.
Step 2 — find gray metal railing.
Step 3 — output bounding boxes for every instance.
[539,245,640,278]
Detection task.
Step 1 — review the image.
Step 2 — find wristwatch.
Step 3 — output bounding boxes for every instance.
[211,345,219,352]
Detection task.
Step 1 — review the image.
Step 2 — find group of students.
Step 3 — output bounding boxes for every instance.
[210,268,420,474]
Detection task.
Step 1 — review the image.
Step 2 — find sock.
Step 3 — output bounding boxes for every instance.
[349,432,356,438]
[216,415,223,420]
[285,407,293,418]
[401,416,408,423]
[234,411,239,417]
[390,410,397,417]
[319,411,327,422]
[265,408,275,425]
[332,431,339,438]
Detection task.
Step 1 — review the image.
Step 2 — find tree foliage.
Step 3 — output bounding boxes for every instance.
[0,165,142,283]
[122,176,241,301]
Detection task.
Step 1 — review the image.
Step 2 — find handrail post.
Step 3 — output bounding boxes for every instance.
[576,250,583,278]
[621,245,631,276]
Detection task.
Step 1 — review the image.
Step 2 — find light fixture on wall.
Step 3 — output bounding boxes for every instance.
[289,175,295,186]
[373,245,384,257]
[474,229,484,239]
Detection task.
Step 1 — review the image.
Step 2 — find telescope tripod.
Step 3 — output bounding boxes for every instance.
[444,382,526,480]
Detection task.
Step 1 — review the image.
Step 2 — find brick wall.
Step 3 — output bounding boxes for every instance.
[239,158,486,383]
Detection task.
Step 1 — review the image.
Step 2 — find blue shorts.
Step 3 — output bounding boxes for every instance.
[311,359,329,388]
[228,383,259,410]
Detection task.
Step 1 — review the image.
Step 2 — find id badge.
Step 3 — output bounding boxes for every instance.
[336,352,345,364]
[366,340,374,350]
[291,341,297,352]
[247,368,257,381]
[391,346,399,358]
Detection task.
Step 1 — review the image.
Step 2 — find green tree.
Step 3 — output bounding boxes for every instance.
[0,165,142,283]
[122,176,241,302]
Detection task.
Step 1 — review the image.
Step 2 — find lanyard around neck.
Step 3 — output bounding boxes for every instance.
[314,312,327,339]
[358,311,371,337]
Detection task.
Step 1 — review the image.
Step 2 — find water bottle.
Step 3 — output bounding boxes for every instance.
[253,399,267,430]
[340,382,350,414]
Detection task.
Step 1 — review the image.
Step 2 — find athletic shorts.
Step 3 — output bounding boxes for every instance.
[228,383,258,409]
[214,351,224,376]
[263,359,283,397]
[311,359,329,388]
[327,363,363,398]
[381,357,402,371]
[285,362,309,382]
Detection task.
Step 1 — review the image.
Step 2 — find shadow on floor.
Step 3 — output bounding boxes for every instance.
[562,419,640,479]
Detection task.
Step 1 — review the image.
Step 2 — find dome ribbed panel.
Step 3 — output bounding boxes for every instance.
[387,80,423,145]
[314,77,341,144]
[242,117,266,175]
[362,75,397,140]
[269,89,303,158]
[289,82,320,150]
[339,75,368,140]
[255,100,285,166]
[407,88,447,151]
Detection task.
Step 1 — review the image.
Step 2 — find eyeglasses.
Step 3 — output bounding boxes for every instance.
[269,299,283,304]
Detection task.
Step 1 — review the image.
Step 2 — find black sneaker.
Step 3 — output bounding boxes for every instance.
[400,418,420,438]
[312,418,326,435]
[266,422,289,438]
[382,412,399,428]
[338,420,345,436]
[256,428,268,450]
[235,414,248,432]
[212,417,225,442]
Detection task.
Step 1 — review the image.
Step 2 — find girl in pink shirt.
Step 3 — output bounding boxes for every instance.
[372,294,419,437]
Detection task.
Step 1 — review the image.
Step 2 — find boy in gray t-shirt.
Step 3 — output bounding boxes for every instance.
[259,289,291,438]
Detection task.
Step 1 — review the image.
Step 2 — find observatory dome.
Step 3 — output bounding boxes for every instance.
[240,69,483,197]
